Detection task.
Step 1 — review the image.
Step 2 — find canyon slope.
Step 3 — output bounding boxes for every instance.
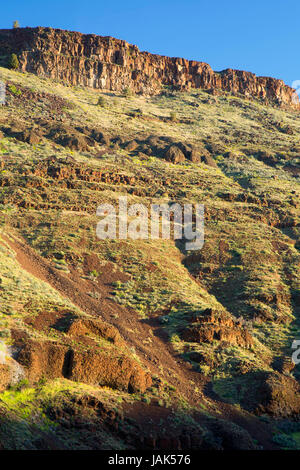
[0,28,299,450]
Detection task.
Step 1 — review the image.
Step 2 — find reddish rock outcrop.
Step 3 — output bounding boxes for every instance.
[14,327,152,393]
[0,27,298,107]
[17,339,70,382]
[69,350,152,393]
[182,308,253,348]
[66,317,125,348]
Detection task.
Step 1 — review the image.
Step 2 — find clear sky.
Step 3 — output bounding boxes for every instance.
[1,0,299,87]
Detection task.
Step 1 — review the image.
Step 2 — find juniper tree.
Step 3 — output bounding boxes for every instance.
[8,53,19,70]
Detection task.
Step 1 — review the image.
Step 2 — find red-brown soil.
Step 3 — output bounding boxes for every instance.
[2,233,281,449]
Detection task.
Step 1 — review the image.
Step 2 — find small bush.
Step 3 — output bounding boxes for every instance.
[97,96,107,107]
[8,53,19,70]
[54,259,66,265]
[170,334,181,343]
[142,395,151,404]
[170,111,177,122]
[0,329,10,338]
[8,84,21,96]
[89,269,99,278]
[10,379,29,392]
[123,87,133,98]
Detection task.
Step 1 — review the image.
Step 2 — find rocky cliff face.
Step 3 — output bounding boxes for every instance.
[0,27,298,106]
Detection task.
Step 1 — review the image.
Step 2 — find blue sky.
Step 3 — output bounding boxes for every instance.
[1,0,299,87]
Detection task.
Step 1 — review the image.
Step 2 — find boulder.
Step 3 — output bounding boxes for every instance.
[19,129,43,145]
[200,154,217,167]
[58,134,91,151]
[125,140,139,152]
[165,145,186,164]
[92,129,110,146]
[175,143,217,167]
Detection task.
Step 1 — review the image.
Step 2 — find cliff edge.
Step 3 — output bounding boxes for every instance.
[0,26,298,107]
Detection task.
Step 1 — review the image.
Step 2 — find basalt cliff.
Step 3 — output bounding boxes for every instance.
[0,26,298,106]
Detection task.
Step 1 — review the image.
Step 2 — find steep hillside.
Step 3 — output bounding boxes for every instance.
[0,57,299,450]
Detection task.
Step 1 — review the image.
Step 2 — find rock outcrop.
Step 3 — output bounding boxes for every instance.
[182,308,254,348]
[11,317,152,394]
[0,27,298,107]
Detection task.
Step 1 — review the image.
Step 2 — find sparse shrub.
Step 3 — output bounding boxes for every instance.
[55,258,66,265]
[170,111,177,122]
[170,334,181,343]
[112,280,123,289]
[0,142,7,153]
[97,96,107,107]
[159,315,170,324]
[10,379,29,392]
[88,291,101,299]
[8,53,19,70]
[123,87,133,98]
[37,376,47,387]
[8,84,21,95]
[53,251,65,260]
[89,269,99,277]
[199,364,211,376]
[129,108,144,118]
[0,329,10,338]
[142,395,151,404]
